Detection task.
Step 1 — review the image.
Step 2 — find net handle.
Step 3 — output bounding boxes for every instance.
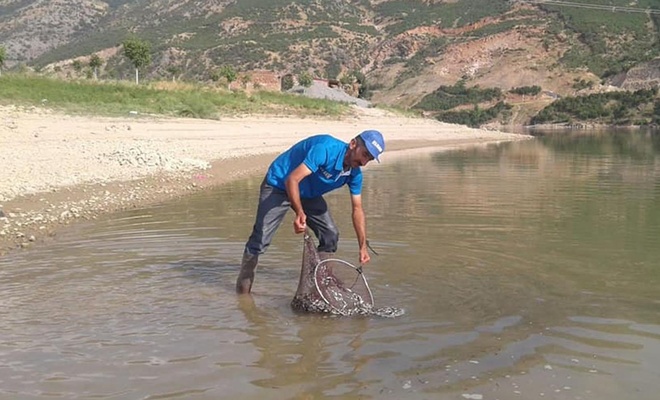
[366,239,379,256]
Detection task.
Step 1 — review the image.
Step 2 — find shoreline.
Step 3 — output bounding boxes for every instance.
[0,106,532,255]
[523,122,659,130]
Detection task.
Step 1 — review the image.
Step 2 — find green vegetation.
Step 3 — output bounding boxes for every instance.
[281,75,294,91]
[469,18,543,38]
[122,37,151,84]
[571,78,594,91]
[105,0,134,9]
[325,58,341,80]
[375,0,511,35]
[222,0,364,23]
[298,71,313,87]
[412,80,514,127]
[72,60,83,72]
[166,66,182,82]
[89,54,103,80]
[239,74,251,89]
[530,88,658,126]
[215,65,238,90]
[0,0,31,17]
[352,70,370,99]
[435,101,512,128]
[540,0,659,78]
[415,80,503,111]
[337,69,371,99]
[0,45,5,77]
[0,74,349,119]
[509,86,541,96]
[33,28,127,68]
[342,23,379,36]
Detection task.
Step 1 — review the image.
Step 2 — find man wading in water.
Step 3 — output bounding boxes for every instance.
[236,130,385,294]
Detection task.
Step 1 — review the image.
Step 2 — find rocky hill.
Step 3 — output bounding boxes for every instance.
[0,0,658,125]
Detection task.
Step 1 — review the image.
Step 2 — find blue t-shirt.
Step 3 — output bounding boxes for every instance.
[266,134,363,198]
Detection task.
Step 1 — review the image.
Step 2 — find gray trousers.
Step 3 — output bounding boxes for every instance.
[245,179,339,255]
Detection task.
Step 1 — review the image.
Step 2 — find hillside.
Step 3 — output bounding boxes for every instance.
[0,0,659,126]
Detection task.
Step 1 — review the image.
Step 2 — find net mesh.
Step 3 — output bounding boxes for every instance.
[314,258,373,313]
[290,232,331,313]
[291,232,404,317]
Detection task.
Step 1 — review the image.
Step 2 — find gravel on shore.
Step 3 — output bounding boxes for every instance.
[0,104,531,255]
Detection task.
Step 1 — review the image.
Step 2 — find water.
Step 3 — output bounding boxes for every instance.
[1,130,659,399]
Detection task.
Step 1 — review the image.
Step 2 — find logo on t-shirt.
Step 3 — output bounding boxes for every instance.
[319,167,333,180]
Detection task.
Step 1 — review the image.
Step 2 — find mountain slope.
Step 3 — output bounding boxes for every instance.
[0,0,108,62]
[0,0,658,125]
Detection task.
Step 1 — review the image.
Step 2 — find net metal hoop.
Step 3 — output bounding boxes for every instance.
[313,258,374,311]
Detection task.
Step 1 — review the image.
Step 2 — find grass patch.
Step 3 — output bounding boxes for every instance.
[0,74,349,119]
[414,80,503,111]
[531,88,659,126]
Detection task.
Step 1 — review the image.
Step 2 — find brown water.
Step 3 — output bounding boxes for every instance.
[1,131,659,399]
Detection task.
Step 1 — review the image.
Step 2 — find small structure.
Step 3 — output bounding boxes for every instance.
[246,70,282,91]
[313,78,340,89]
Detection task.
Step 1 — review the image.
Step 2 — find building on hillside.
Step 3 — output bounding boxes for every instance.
[313,78,362,97]
[229,70,282,91]
[313,78,340,89]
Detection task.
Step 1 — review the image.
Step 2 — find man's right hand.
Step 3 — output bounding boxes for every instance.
[293,212,307,234]
[359,247,370,265]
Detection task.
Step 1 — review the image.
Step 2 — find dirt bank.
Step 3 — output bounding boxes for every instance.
[0,105,531,254]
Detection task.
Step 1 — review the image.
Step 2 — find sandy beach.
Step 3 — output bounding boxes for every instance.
[0,104,530,254]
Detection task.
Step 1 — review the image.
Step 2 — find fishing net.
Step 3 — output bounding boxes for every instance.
[291,232,404,317]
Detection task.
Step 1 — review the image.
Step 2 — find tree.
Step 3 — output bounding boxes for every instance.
[281,74,294,91]
[210,70,221,82]
[218,65,237,90]
[0,46,5,77]
[654,100,660,125]
[325,62,341,81]
[339,73,354,86]
[240,73,251,89]
[166,65,182,82]
[122,37,151,84]
[348,70,371,99]
[89,54,103,80]
[298,71,313,87]
[72,60,83,73]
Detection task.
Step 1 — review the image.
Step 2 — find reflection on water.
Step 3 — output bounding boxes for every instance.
[1,130,659,399]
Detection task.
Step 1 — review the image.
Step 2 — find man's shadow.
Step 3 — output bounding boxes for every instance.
[236,294,371,397]
[167,254,373,395]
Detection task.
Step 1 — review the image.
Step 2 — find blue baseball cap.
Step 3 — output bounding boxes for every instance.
[359,130,385,162]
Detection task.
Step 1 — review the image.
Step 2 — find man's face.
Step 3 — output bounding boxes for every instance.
[347,138,375,168]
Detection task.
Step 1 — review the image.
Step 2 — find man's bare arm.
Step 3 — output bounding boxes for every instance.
[351,194,370,265]
[285,163,313,233]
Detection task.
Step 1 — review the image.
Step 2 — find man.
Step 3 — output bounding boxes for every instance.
[236,129,385,294]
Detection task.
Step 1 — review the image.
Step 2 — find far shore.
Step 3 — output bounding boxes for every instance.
[522,122,658,130]
[0,105,532,255]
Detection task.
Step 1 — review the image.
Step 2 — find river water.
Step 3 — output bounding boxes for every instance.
[1,130,659,399]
